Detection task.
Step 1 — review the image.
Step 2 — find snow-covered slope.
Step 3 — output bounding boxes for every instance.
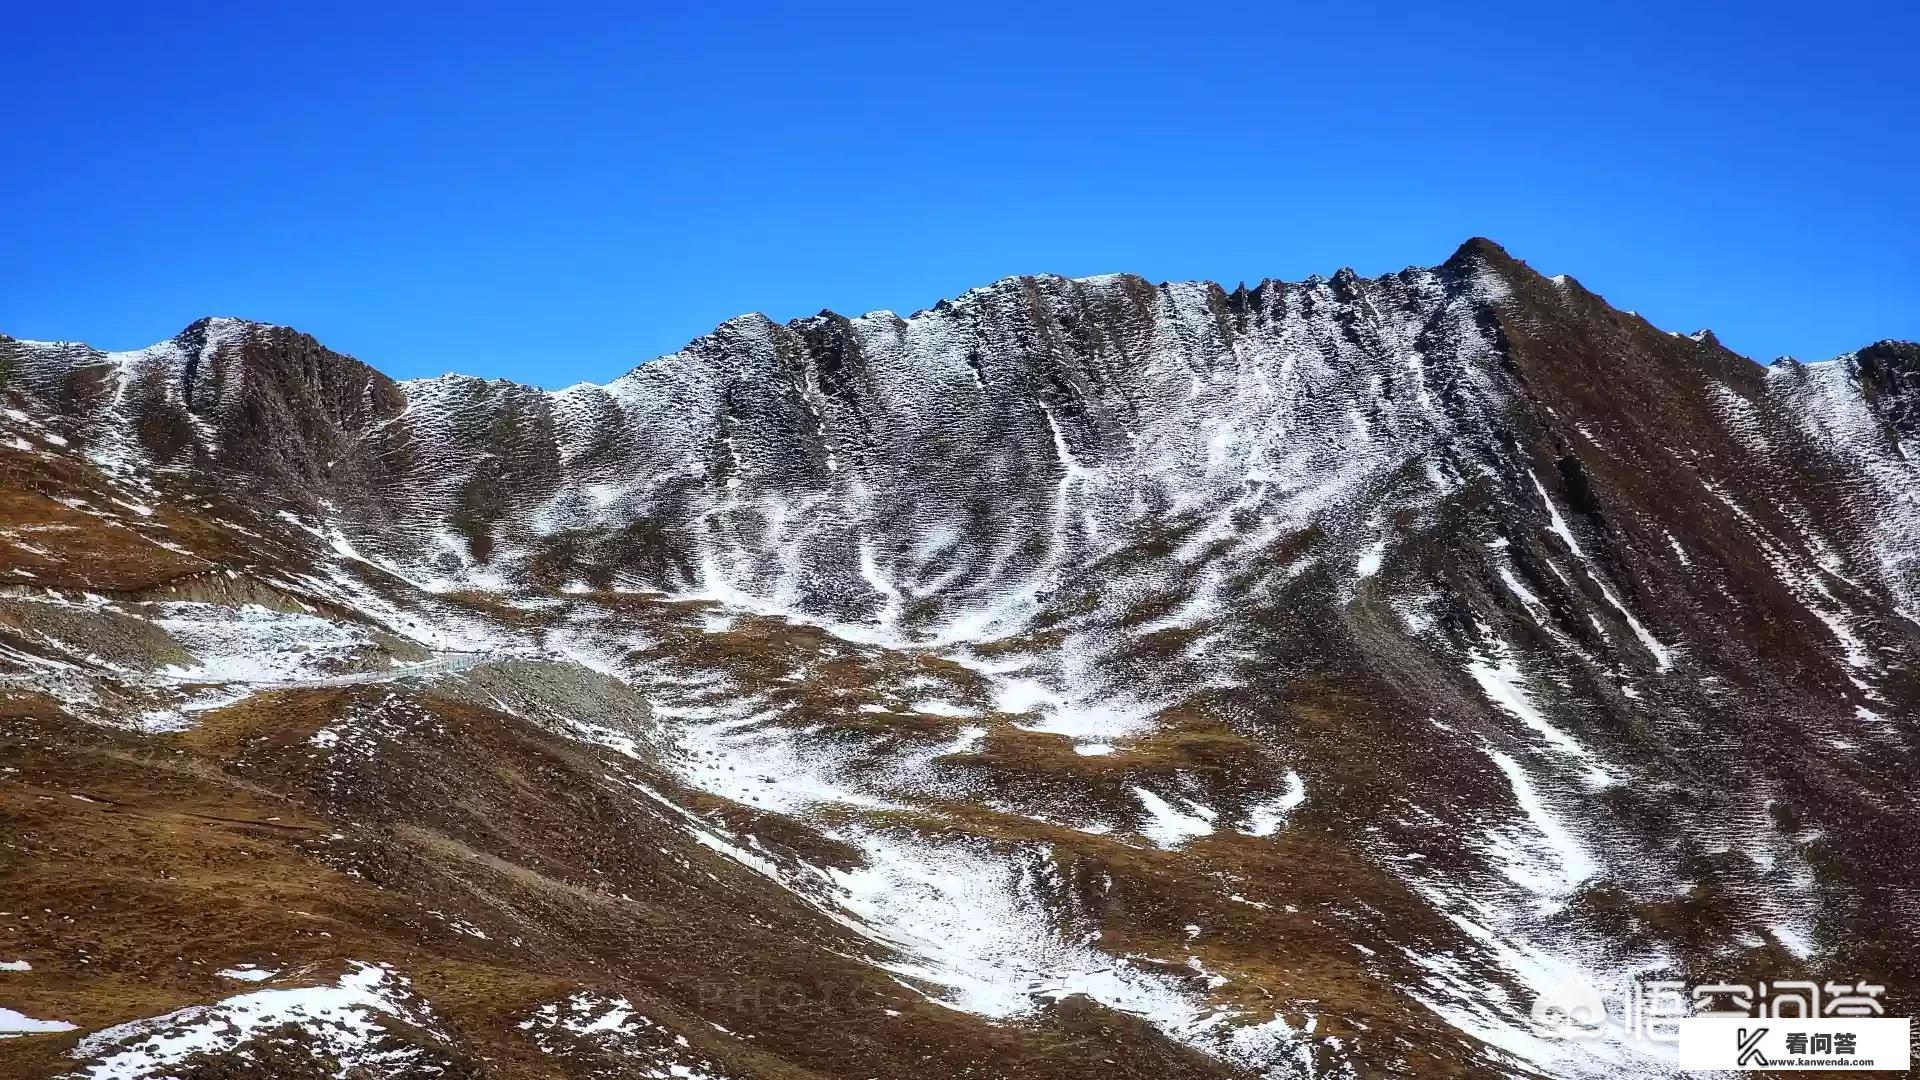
[1,239,1916,1080]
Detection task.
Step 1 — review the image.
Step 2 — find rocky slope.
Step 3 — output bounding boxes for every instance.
[0,238,1915,1078]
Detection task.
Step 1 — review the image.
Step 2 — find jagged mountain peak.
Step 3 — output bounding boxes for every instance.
[75,239,1573,411]
[176,312,288,338]
[1447,233,1515,263]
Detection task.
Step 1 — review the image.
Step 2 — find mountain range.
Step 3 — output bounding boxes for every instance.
[0,238,1915,1079]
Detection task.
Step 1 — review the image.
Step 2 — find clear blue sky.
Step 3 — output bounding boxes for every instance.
[6,2,1915,386]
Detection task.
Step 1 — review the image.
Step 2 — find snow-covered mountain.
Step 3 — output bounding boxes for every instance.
[1,238,1915,1079]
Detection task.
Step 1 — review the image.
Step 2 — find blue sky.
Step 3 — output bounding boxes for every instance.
[5,2,1915,386]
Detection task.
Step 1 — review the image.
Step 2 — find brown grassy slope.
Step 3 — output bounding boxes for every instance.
[0,674,1271,1079]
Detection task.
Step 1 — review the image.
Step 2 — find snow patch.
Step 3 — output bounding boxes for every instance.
[1132,786,1216,848]
[70,962,439,1077]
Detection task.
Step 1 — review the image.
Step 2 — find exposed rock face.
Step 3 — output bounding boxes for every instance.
[0,239,1915,1079]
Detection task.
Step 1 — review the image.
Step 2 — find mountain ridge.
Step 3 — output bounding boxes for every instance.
[1,238,1916,1079]
[26,238,1907,401]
